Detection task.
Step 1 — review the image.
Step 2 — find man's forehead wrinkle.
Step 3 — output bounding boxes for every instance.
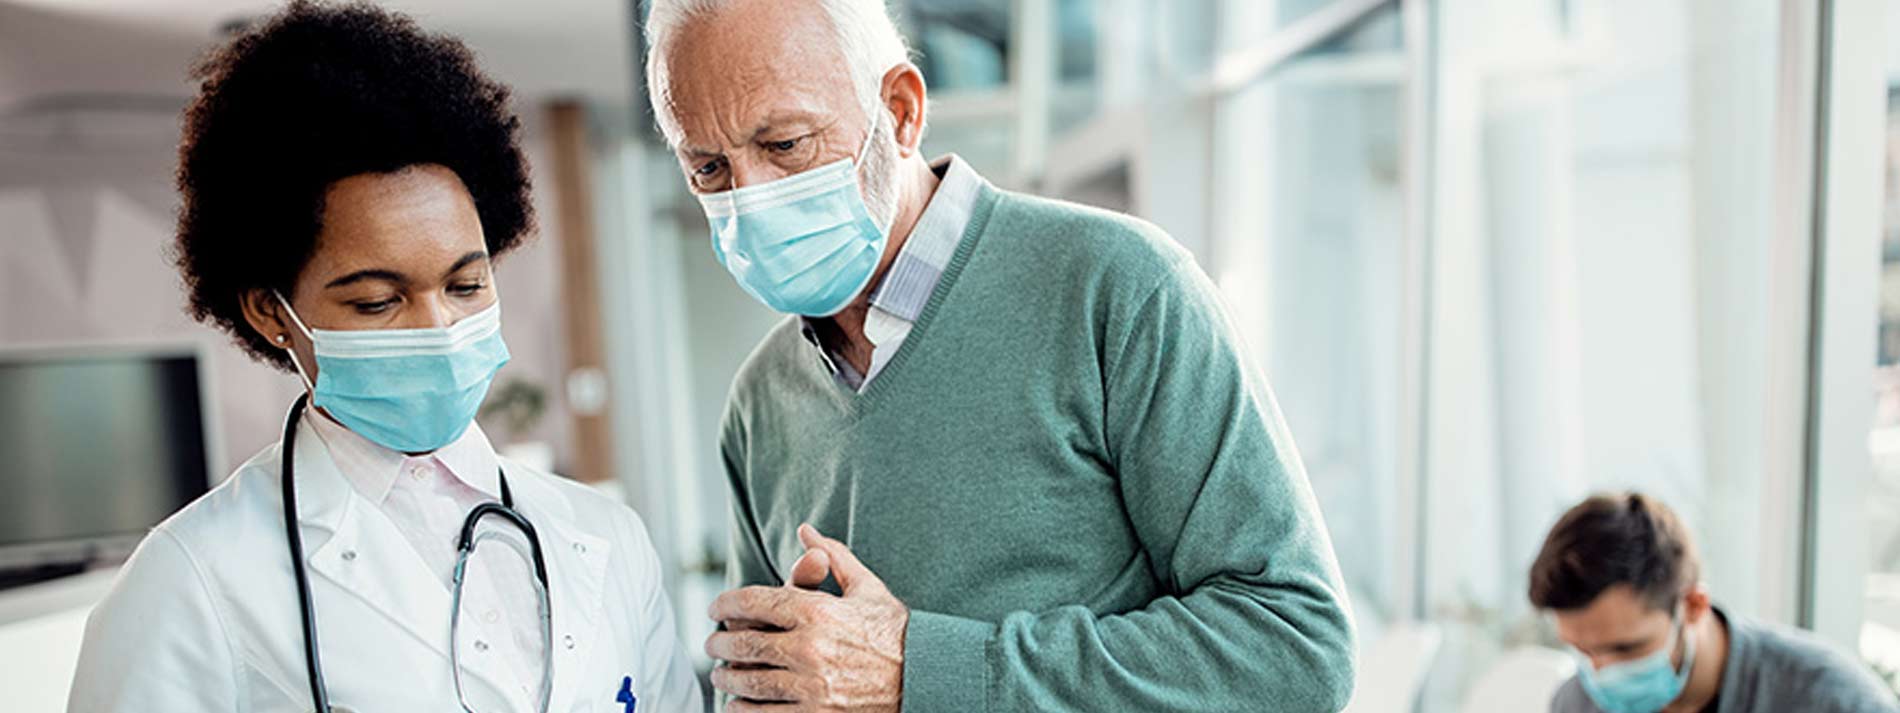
[705,82,843,150]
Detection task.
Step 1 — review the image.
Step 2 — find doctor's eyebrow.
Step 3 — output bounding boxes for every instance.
[443,251,489,278]
[324,268,407,289]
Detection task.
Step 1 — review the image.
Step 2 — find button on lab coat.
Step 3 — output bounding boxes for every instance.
[65,416,702,712]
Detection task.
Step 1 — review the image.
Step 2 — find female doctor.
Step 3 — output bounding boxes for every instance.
[66,3,701,711]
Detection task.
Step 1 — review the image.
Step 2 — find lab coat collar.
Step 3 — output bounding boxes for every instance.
[285,412,353,536]
[286,415,611,712]
[295,413,458,657]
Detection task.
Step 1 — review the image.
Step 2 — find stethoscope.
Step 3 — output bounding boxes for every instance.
[279,393,554,713]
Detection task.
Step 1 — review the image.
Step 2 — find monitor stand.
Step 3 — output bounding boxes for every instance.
[0,561,91,591]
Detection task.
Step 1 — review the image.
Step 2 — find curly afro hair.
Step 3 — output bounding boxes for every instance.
[174,0,534,372]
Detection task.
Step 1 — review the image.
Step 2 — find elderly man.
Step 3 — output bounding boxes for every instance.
[644,0,1357,710]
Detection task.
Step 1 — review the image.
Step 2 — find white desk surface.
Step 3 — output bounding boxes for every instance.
[0,569,120,713]
[0,569,119,626]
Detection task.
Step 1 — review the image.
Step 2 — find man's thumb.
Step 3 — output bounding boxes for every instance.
[797,524,884,596]
[786,546,831,590]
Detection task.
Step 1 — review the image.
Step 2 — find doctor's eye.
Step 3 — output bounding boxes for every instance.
[352,298,398,315]
[447,281,486,297]
[765,138,800,152]
[694,157,725,177]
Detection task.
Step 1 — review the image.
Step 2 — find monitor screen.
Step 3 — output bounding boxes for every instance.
[0,348,211,561]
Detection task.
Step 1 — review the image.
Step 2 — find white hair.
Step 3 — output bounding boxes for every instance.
[644,0,911,230]
[643,0,912,147]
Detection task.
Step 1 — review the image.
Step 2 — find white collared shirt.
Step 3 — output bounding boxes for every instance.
[306,409,548,701]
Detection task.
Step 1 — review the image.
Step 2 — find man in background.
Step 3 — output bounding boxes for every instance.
[1530,492,1896,713]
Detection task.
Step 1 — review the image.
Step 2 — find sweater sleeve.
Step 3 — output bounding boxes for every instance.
[900,257,1358,713]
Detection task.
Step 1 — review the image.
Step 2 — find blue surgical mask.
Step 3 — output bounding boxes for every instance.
[1576,610,1697,713]
[277,293,510,453]
[697,119,887,317]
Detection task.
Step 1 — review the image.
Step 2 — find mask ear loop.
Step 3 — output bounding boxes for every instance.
[854,109,883,170]
[854,109,898,236]
[1670,601,1695,675]
[273,291,318,393]
[716,172,743,267]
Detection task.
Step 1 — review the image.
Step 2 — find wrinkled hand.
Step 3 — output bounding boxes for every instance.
[707,524,908,712]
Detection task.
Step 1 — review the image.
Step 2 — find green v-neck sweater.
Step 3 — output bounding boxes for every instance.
[718,182,1357,712]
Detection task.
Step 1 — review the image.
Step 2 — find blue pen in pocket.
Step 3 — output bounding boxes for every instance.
[616,675,637,712]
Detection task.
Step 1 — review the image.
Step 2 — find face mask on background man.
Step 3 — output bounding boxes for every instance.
[1575,606,1697,713]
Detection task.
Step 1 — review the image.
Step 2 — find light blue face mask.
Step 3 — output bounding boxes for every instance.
[697,118,888,317]
[277,293,510,454]
[1576,609,1696,713]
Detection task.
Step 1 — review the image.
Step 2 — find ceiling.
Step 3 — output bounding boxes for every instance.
[0,0,636,114]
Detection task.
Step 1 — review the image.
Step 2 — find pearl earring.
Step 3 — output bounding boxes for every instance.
[276,334,289,345]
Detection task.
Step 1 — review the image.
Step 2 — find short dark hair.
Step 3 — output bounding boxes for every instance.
[173,0,534,371]
[1528,492,1700,612]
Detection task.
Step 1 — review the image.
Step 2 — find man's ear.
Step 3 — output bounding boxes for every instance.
[1683,584,1713,623]
[879,62,928,157]
[239,288,295,350]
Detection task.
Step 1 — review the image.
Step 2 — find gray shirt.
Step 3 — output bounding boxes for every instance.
[1552,606,1898,713]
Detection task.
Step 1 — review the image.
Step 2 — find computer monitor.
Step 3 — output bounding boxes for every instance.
[0,345,215,574]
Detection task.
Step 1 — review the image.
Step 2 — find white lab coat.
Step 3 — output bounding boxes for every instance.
[65,417,703,712]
